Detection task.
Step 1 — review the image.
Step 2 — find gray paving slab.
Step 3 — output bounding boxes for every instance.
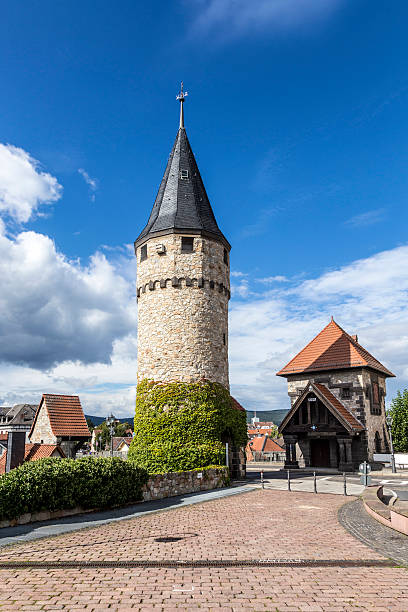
[0,485,251,548]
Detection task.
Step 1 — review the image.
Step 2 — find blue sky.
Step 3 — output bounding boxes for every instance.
[0,0,407,416]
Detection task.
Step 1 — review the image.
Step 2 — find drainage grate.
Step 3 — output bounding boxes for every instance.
[154,537,184,543]
[0,559,397,570]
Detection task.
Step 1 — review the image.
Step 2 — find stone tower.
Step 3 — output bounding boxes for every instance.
[134,86,231,388]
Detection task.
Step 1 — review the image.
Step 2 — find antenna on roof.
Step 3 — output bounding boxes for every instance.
[176,81,188,129]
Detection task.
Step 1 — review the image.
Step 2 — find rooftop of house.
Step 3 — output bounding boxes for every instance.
[277,319,395,378]
[112,437,133,451]
[0,443,65,474]
[29,394,91,439]
[247,436,284,453]
[279,380,365,434]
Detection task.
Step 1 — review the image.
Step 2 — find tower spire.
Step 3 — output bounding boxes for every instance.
[176,81,188,129]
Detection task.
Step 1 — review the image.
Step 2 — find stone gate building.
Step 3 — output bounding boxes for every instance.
[277,319,394,471]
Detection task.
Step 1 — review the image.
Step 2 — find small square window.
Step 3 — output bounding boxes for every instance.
[180,169,189,180]
[342,387,351,399]
[181,237,194,253]
[223,248,228,265]
[140,244,147,262]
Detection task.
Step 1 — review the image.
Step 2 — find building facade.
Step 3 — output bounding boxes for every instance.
[277,319,394,471]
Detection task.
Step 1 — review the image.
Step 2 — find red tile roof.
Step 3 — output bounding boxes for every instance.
[231,397,246,412]
[112,437,133,451]
[29,394,91,439]
[248,436,284,453]
[279,381,364,434]
[0,444,65,474]
[313,383,364,431]
[277,319,394,378]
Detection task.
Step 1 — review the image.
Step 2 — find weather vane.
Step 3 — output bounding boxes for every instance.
[176,81,188,102]
[176,81,188,129]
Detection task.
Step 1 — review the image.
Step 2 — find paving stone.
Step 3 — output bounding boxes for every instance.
[0,490,407,610]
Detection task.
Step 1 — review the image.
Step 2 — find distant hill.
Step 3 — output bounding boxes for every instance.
[85,415,134,428]
[245,409,288,426]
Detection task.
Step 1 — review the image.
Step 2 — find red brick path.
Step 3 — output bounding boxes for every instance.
[0,489,407,610]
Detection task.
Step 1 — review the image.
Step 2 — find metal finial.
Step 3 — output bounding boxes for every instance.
[176,81,188,128]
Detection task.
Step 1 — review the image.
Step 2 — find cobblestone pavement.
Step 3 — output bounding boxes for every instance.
[339,499,408,565]
[0,489,407,610]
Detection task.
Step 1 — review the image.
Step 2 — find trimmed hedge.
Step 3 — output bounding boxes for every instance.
[0,457,148,521]
[128,380,247,473]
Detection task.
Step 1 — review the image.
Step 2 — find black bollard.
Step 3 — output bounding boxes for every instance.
[343,472,347,496]
[313,471,317,494]
[260,469,264,489]
[287,469,291,492]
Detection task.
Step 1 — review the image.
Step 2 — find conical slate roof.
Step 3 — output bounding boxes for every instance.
[135,127,230,249]
[276,319,395,378]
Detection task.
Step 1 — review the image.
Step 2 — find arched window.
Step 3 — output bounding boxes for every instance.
[374,431,382,453]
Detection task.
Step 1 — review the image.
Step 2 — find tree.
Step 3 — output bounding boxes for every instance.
[86,418,95,433]
[389,389,408,452]
[115,422,132,437]
[94,421,133,451]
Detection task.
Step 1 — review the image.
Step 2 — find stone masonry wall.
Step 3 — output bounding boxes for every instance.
[0,467,229,528]
[141,467,228,502]
[136,234,230,388]
[28,402,56,445]
[286,368,390,459]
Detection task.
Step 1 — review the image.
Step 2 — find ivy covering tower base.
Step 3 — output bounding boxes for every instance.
[128,380,247,475]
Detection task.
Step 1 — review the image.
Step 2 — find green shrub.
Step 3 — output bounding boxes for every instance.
[0,457,148,521]
[128,380,247,473]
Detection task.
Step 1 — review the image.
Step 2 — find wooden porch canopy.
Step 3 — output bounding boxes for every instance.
[279,381,364,435]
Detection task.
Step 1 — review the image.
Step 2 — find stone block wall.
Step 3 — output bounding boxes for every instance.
[141,467,229,502]
[136,234,230,388]
[286,368,390,460]
[28,402,56,445]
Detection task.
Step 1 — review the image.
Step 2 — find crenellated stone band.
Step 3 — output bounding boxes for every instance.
[137,277,231,300]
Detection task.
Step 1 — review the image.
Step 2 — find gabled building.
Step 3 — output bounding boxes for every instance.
[29,394,91,458]
[246,436,285,462]
[0,404,38,438]
[277,319,394,471]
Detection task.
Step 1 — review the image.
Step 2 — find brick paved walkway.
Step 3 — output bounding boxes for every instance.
[0,489,407,610]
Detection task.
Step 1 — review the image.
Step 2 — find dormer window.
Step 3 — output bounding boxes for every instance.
[140,244,147,262]
[181,237,194,253]
[180,169,189,180]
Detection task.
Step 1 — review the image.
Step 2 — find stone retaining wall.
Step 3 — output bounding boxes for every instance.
[363,485,408,535]
[0,467,229,528]
[142,467,228,501]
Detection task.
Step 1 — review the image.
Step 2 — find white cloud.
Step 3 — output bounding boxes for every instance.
[344,208,386,228]
[256,275,288,284]
[0,223,136,369]
[78,168,98,202]
[229,245,408,413]
[0,144,62,223]
[189,0,344,41]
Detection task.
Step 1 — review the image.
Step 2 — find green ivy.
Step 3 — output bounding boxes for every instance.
[128,380,247,473]
[0,457,148,521]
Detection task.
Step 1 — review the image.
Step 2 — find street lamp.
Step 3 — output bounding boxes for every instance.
[386,413,396,474]
[106,413,115,457]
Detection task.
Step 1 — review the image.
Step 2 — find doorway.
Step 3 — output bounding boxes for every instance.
[310,439,330,467]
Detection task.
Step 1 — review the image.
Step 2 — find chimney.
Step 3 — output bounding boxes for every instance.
[5,431,26,473]
[351,334,358,343]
